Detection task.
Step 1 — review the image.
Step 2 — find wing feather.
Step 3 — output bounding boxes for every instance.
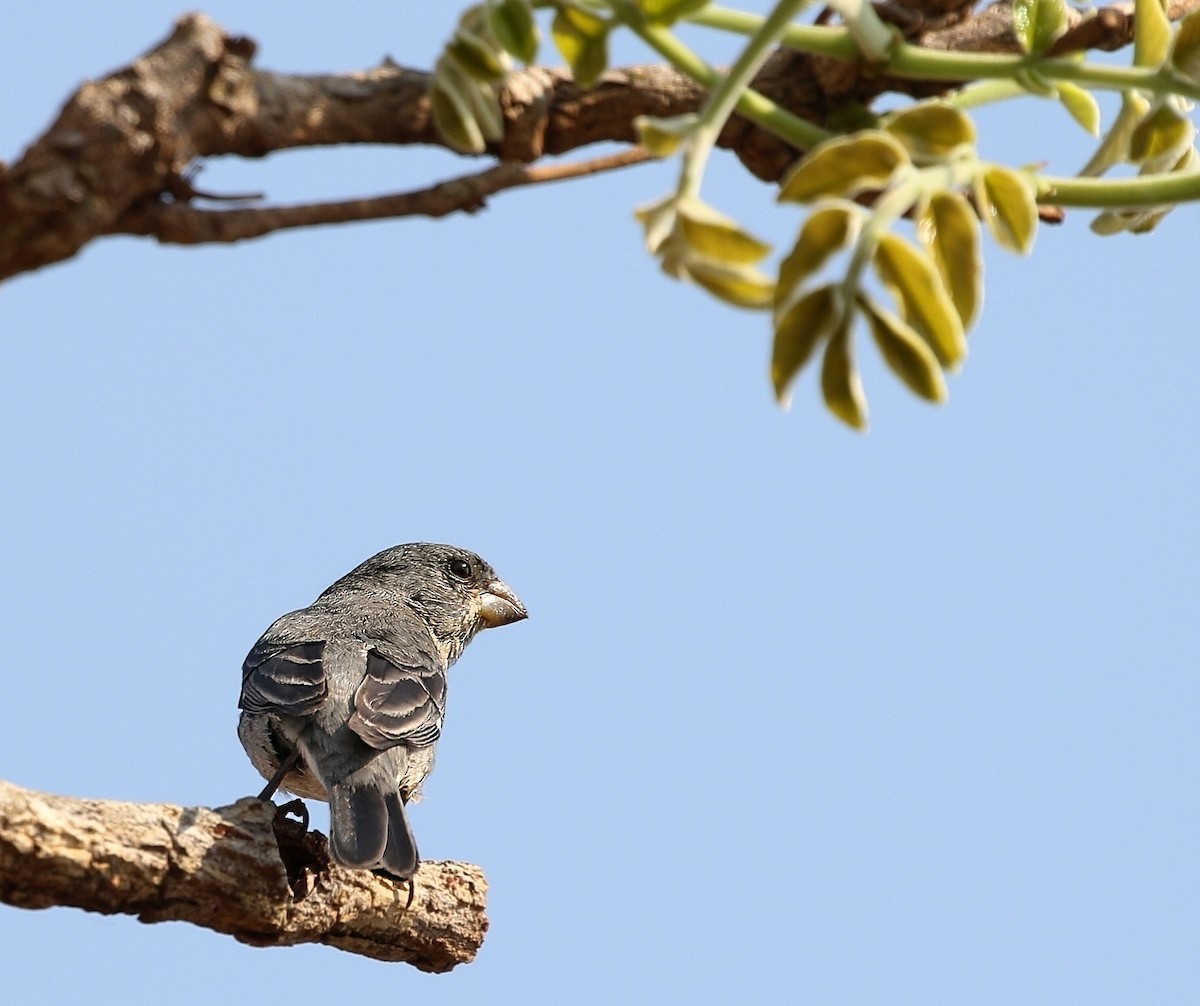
[349,641,446,750]
[239,640,328,715]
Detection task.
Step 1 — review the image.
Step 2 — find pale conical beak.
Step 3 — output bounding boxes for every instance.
[479,578,528,627]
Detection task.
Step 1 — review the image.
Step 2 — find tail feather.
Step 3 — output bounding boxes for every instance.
[328,783,419,879]
[380,791,419,880]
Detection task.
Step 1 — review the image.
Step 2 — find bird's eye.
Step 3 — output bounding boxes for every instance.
[448,557,473,581]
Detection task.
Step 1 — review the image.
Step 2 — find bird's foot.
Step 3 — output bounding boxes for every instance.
[273,797,310,832]
[372,868,417,909]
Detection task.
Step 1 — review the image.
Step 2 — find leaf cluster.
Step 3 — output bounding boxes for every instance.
[427,0,1200,429]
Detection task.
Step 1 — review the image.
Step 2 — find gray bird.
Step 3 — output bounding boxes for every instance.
[238,542,526,879]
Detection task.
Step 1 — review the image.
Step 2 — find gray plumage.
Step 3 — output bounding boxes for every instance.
[238,542,526,879]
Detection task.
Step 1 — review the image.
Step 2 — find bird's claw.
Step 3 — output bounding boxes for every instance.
[274,797,309,832]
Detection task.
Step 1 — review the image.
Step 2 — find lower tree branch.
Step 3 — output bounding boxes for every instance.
[113,149,653,244]
[0,778,487,971]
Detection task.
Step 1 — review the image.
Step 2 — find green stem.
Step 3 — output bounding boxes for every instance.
[1037,168,1200,206]
[691,6,1200,101]
[609,1,830,150]
[677,0,812,197]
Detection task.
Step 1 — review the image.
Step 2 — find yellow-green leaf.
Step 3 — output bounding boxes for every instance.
[772,284,841,406]
[1056,83,1101,136]
[862,295,948,403]
[1089,209,1132,236]
[774,204,859,317]
[555,4,608,38]
[1080,92,1152,176]
[778,131,909,203]
[676,199,771,265]
[1170,10,1200,83]
[635,113,698,158]
[1128,104,1192,164]
[551,8,610,89]
[430,68,487,154]
[821,320,868,431]
[1091,205,1171,235]
[1127,208,1171,233]
[1134,0,1172,68]
[976,165,1038,255]
[916,191,982,330]
[639,0,711,24]
[873,232,967,368]
[488,0,539,64]
[883,103,977,161]
[635,195,678,255]
[1012,0,1069,55]
[685,258,774,308]
[1097,147,1198,234]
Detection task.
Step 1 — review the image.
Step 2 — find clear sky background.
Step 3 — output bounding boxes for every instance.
[2,4,1197,1004]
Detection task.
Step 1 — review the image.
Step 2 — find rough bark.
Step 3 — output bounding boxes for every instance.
[2,3,1199,283]
[0,779,487,971]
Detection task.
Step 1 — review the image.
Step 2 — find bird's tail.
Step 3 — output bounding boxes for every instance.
[328,782,419,879]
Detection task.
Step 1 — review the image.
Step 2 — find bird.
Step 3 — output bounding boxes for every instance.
[237,542,527,880]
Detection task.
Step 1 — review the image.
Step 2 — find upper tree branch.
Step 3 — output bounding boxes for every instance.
[1,5,1196,283]
[0,779,487,971]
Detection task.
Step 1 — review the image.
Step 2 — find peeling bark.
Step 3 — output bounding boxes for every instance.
[0,779,487,971]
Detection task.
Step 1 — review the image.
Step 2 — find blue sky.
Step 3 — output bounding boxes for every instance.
[2,4,1197,1004]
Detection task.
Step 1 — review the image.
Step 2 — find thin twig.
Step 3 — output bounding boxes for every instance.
[114,149,655,246]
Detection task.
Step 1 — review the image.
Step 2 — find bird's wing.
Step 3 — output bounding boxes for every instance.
[239,638,328,715]
[349,625,446,751]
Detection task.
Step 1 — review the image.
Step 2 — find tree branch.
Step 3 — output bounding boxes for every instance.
[0,778,487,971]
[112,149,653,244]
[3,4,1199,283]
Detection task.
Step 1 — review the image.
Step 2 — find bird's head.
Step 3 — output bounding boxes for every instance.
[332,542,527,661]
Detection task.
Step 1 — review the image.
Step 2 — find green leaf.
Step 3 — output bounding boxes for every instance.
[552,8,610,89]
[677,199,771,265]
[916,191,982,330]
[976,166,1038,255]
[638,0,711,24]
[447,27,510,81]
[821,319,868,431]
[1056,83,1101,136]
[430,64,487,154]
[1012,0,1069,55]
[778,131,909,203]
[883,103,977,161]
[1134,0,1172,68]
[635,113,698,158]
[1170,10,1200,83]
[1128,104,1192,164]
[488,0,539,64]
[685,259,774,309]
[872,232,967,368]
[462,75,505,143]
[862,295,948,403]
[439,54,504,144]
[772,284,841,406]
[774,204,859,317]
